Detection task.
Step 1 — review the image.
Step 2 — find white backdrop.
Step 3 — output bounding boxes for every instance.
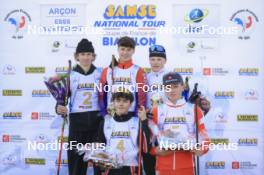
[0,0,264,175]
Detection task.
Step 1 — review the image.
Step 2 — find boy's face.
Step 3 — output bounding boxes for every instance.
[76,52,95,67]
[118,46,135,62]
[113,98,131,115]
[149,56,166,72]
[165,83,184,102]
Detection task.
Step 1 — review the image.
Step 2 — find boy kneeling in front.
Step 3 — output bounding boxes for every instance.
[96,88,151,175]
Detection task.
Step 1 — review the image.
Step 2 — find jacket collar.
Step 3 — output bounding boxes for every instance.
[117,59,133,69]
[73,64,96,75]
[165,98,186,108]
[113,112,133,122]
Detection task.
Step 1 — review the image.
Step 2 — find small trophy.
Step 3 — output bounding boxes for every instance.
[151,93,164,106]
[82,149,122,169]
[158,127,196,150]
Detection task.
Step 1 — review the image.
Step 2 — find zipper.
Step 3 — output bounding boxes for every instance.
[173,152,176,170]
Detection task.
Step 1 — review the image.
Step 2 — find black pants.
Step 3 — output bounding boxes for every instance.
[67,129,100,175]
[106,166,141,175]
[143,153,156,175]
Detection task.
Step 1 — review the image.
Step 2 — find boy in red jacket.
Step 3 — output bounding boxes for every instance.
[99,36,147,116]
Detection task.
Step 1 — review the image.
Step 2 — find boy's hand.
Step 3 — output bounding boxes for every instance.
[138,106,147,121]
[199,97,211,115]
[160,129,174,138]
[56,105,68,116]
[190,147,204,156]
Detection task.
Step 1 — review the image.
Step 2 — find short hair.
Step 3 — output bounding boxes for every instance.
[117,36,136,49]
[111,91,134,103]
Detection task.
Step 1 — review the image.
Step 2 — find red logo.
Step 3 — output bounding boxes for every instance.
[203,68,211,75]
[2,135,10,142]
[232,161,240,169]
[31,112,38,120]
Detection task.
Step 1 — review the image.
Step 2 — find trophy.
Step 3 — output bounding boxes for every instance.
[157,125,196,151]
[107,102,115,116]
[81,149,122,169]
[151,93,164,106]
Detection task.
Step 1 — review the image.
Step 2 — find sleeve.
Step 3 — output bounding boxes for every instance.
[55,89,71,115]
[96,119,106,144]
[136,68,147,109]
[149,106,159,155]
[99,68,108,116]
[147,106,160,137]
[138,119,151,154]
[195,106,210,154]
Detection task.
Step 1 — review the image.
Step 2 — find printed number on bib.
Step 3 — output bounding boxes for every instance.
[83,92,92,105]
[116,140,125,152]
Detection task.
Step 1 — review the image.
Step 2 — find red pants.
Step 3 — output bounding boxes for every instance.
[158,167,194,175]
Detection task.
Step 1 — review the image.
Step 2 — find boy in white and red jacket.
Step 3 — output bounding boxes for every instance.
[149,72,210,175]
[99,36,147,116]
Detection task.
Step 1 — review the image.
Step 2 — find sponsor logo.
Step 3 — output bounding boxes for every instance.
[184,8,209,34]
[210,138,229,145]
[55,159,68,165]
[95,4,165,46]
[214,91,234,99]
[244,89,258,100]
[206,161,225,169]
[2,65,16,75]
[2,90,22,96]
[214,112,227,123]
[203,68,229,76]
[31,112,55,120]
[232,161,257,169]
[38,4,86,35]
[237,115,258,121]
[2,112,22,119]
[52,41,61,52]
[34,134,50,144]
[2,154,18,165]
[32,90,50,97]
[55,66,69,74]
[174,68,193,75]
[230,9,259,40]
[25,67,45,73]
[4,9,32,39]
[238,138,258,146]
[239,68,258,76]
[2,135,26,143]
[25,158,45,165]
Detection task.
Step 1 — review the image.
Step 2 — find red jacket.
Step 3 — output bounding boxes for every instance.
[99,59,147,115]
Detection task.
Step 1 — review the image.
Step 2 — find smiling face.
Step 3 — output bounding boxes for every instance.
[75,52,95,67]
[165,83,184,103]
[118,46,135,62]
[113,97,132,115]
[149,56,166,72]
